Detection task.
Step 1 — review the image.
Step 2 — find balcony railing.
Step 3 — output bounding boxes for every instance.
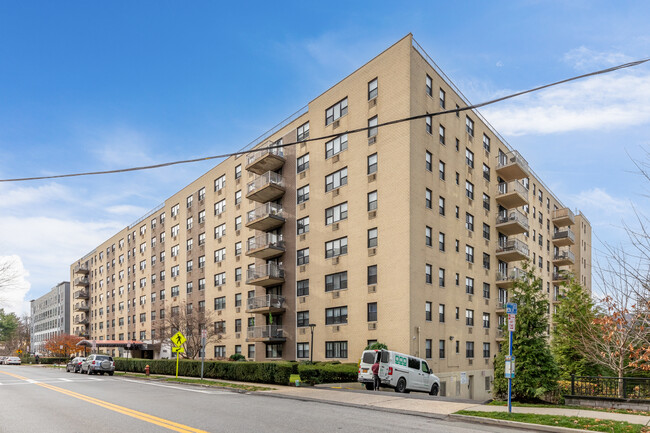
[498,180,528,197]
[553,250,575,265]
[553,272,570,282]
[74,303,90,312]
[496,180,529,209]
[74,263,89,274]
[552,208,575,226]
[247,146,284,166]
[74,276,89,287]
[496,267,525,284]
[246,325,286,341]
[496,239,529,259]
[496,329,506,339]
[74,290,89,299]
[74,317,89,325]
[246,171,285,202]
[246,294,286,312]
[496,150,529,181]
[247,233,285,252]
[247,202,284,223]
[553,229,576,245]
[496,210,529,234]
[246,263,285,284]
[245,146,285,175]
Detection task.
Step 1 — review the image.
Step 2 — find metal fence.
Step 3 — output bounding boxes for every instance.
[568,375,650,399]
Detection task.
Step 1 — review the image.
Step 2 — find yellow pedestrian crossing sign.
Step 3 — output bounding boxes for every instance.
[172,346,185,353]
[171,331,186,347]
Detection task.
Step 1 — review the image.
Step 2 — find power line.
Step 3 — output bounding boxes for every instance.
[1,57,649,183]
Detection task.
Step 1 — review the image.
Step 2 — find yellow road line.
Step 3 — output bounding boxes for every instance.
[0,370,209,433]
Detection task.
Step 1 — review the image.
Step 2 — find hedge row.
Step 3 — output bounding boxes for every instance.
[114,358,359,385]
[20,356,69,365]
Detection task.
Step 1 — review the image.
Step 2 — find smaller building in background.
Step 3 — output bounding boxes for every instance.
[30,281,70,355]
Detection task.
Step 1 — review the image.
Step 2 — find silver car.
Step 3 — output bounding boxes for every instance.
[80,354,114,375]
[5,357,21,365]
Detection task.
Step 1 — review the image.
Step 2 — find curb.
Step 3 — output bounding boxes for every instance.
[114,373,263,394]
[450,414,597,433]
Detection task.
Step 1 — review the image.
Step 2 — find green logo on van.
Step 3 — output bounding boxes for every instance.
[395,355,407,366]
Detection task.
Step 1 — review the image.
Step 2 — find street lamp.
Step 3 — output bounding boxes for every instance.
[308,323,316,363]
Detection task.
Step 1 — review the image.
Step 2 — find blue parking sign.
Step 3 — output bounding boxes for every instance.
[506,303,517,315]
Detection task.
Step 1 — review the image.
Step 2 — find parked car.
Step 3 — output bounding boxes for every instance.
[80,354,115,375]
[66,357,86,373]
[0,356,7,365]
[5,357,21,365]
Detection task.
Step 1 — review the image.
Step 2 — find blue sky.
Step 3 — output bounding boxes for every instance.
[1,1,649,314]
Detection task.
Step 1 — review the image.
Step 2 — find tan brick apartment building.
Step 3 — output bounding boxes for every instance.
[70,34,591,400]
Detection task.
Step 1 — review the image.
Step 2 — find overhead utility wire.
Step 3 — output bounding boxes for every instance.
[2,57,649,183]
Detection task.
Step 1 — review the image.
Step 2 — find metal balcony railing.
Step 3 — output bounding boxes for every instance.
[496,329,505,339]
[553,272,570,281]
[497,239,529,257]
[553,229,576,243]
[246,147,284,167]
[74,303,90,312]
[496,301,507,310]
[497,180,529,197]
[247,202,284,223]
[496,267,525,283]
[247,171,284,194]
[74,290,89,299]
[246,262,285,282]
[74,276,89,286]
[552,207,575,225]
[496,150,529,173]
[246,325,285,340]
[246,294,285,311]
[496,210,529,230]
[74,317,89,325]
[553,250,575,263]
[247,233,285,252]
[74,263,89,274]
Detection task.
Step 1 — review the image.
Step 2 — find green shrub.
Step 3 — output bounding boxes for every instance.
[298,363,358,385]
[229,353,246,361]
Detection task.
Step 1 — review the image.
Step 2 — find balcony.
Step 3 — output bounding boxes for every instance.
[552,272,570,283]
[553,229,575,246]
[496,239,529,262]
[246,234,285,259]
[246,325,286,343]
[246,203,285,231]
[496,180,529,209]
[74,290,89,300]
[246,263,285,287]
[74,303,90,312]
[496,267,525,288]
[74,276,89,287]
[553,249,575,266]
[496,329,506,341]
[78,332,89,339]
[552,207,575,227]
[245,294,286,314]
[553,291,563,303]
[496,210,529,236]
[245,146,285,175]
[495,150,529,181]
[74,317,89,325]
[496,302,506,314]
[74,263,89,274]
[246,171,285,203]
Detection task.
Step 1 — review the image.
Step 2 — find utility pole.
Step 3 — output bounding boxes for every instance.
[309,323,316,363]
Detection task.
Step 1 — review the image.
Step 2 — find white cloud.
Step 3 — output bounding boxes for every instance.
[0,182,76,211]
[87,126,156,168]
[563,46,632,71]
[482,71,650,136]
[106,204,149,216]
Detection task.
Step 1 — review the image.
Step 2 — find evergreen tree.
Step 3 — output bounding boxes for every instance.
[493,262,558,402]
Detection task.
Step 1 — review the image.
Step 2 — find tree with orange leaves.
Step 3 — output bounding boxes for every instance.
[44,333,83,357]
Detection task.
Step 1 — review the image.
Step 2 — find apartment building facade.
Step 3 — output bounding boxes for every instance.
[30,281,70,355]
[70,34,591,400]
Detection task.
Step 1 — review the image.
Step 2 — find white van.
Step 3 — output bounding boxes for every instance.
[359,349,440,395]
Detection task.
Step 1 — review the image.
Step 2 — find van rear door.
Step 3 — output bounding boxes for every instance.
[378,350,390,380]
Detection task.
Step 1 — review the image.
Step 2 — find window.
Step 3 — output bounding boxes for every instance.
[439,196,445,215]
[367,153,378,174]
[198,278,205,291]
[439,125,445,145]
[297,153,309,173]
[483,283,490,299]
[325,237,347,258]
[466,181,474,200]
[483,194,490,211]
[325,97,348,125]
[297,343,309,359]
[425,189,432,209]
[198,210,206,225]
[325,306,348,325]
[235,190,242,205]
[215,223,226,239]
[325,341,347,358]
[466,309,475,327]
[483,164,490,181]
[439,340,446,359]
[171,204,179,217]
[325,271,347,292]
[171,285,180,297]
[325,134,348,159]
[214,296,226,310]
[214,248,226,263]
[481,224,490,241]
[235,241,241,256]
[439,88,446,108]
[425,226,432,246]
[297,216,310,234]
[439,268,445,287]
[198,187,205,202]
[466,116,474,136]
[483,313,490,328]
[439,160,445,180]
[466,277,474,294]
[466,245,474,263]
[297,311,310,327]
[439,304,445,322]
[297,185,310,204]
[297,279,309,296]
[425,151,432,171]
[325,167,348,192]
[214,272,226,287]
[235,164,241,179]
[214,346,226,358]
[425,115,432,134]
[198,232,206,246]
[186,260,193,272]
[214,174,225,192]
[465,148,474,168]
[483,134,491,153]
[466,213,474,231]
[483,253,490,270]
[248,344,255,359]
[171,224,180,237]
[214,199,226,216]
[425,302,432,321]
[439,232,445,251]
[367,303,377,322]
[187,195,193,209]
[466,342,475,358]
[368,191,377,211]
[234,318,241,332]
[297,122,310,141]
[426,75,432,96]
[325,202,348,225]
[367,228,378,248]
[368,116,378,137]
[186,238,193,251]
[297,248,310,266]
[235,267,241,281]
[425,264,432,284]
[367,265,377,285]
[235,216,242,231]
[171,265,180,277]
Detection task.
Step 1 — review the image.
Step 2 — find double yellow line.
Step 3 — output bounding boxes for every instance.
[0,370,209,433]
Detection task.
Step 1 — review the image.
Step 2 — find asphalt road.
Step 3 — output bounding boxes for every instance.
[0,365,520,433]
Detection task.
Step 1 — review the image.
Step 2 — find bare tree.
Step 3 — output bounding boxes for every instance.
[0,257,21,308]
[155,301,222,359]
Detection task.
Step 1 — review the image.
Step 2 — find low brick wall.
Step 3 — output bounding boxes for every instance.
[564,395,650,411]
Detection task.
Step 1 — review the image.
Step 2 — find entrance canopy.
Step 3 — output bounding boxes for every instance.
[76,340,148,350]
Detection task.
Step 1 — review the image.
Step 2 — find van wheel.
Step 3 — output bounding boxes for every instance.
[365,383,374,391]
[429,383,439,396]
[395,377,407,393]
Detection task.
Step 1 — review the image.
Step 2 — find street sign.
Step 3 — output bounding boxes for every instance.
[506,303,517,315]
[201,329,207,339]
[508,314,516,331]
[171,331,186,347]
[172,346,185,353]
[505,355,516,379]
[16,349,22,354]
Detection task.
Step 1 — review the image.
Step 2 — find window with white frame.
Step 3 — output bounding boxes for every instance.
[214,174,226,191]
[368,78,378,100]
[325,134,348,159]
[325,97,348,125]
[325,202,347,225]
[214,248,226,263]
[297,153,309,173]
[297,121,309,141]
[325,237,348,258]
[297,216,309,234]
[297,185,310,204]
[214,223,226,239]
[214,199,226,215]
[214,272,226,286]
[325,167,347,192]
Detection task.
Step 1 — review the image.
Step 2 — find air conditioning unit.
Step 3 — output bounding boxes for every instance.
[300,265,306,272]
[299,234,306,241]
[468,359,473,365]
[369,98,377,108]
[333,189,340,197]
[332,291,340,298]
[300,172,306,179]
[333,120,340,129]
[368,174,376,182]
[333,223,339,231]
[236,256,241,262]
[484,299,489,306]
[218,310,222,315]
[468,327,473,334]
[218,189,223,195]
[235,333,240,339]
[218,262,222,268]
[468,295,473,302]
[236,282,241,287]
[218,286,222,292]
[236,307,240,313]
[468,231,473,238]
[299,328,306,335]
[368,211,377,219]
[299,296,306,303]
[485,328,489,335]
[368,248,376,257]
[333,325,340,332]
[368,136,376,145]
[236,178,241,185]
[236,230,240,236]
[368,285,377,293]
[300,203,306,210]
[467,263,473,270]
[333,155,340,163]
[332,257,339,265]
[218,238,223,244]
[368,323,377,330]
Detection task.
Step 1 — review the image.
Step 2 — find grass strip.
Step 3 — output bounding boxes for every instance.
[113,372,273,392]
[488,400,650,417]
[456,410,648,433]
